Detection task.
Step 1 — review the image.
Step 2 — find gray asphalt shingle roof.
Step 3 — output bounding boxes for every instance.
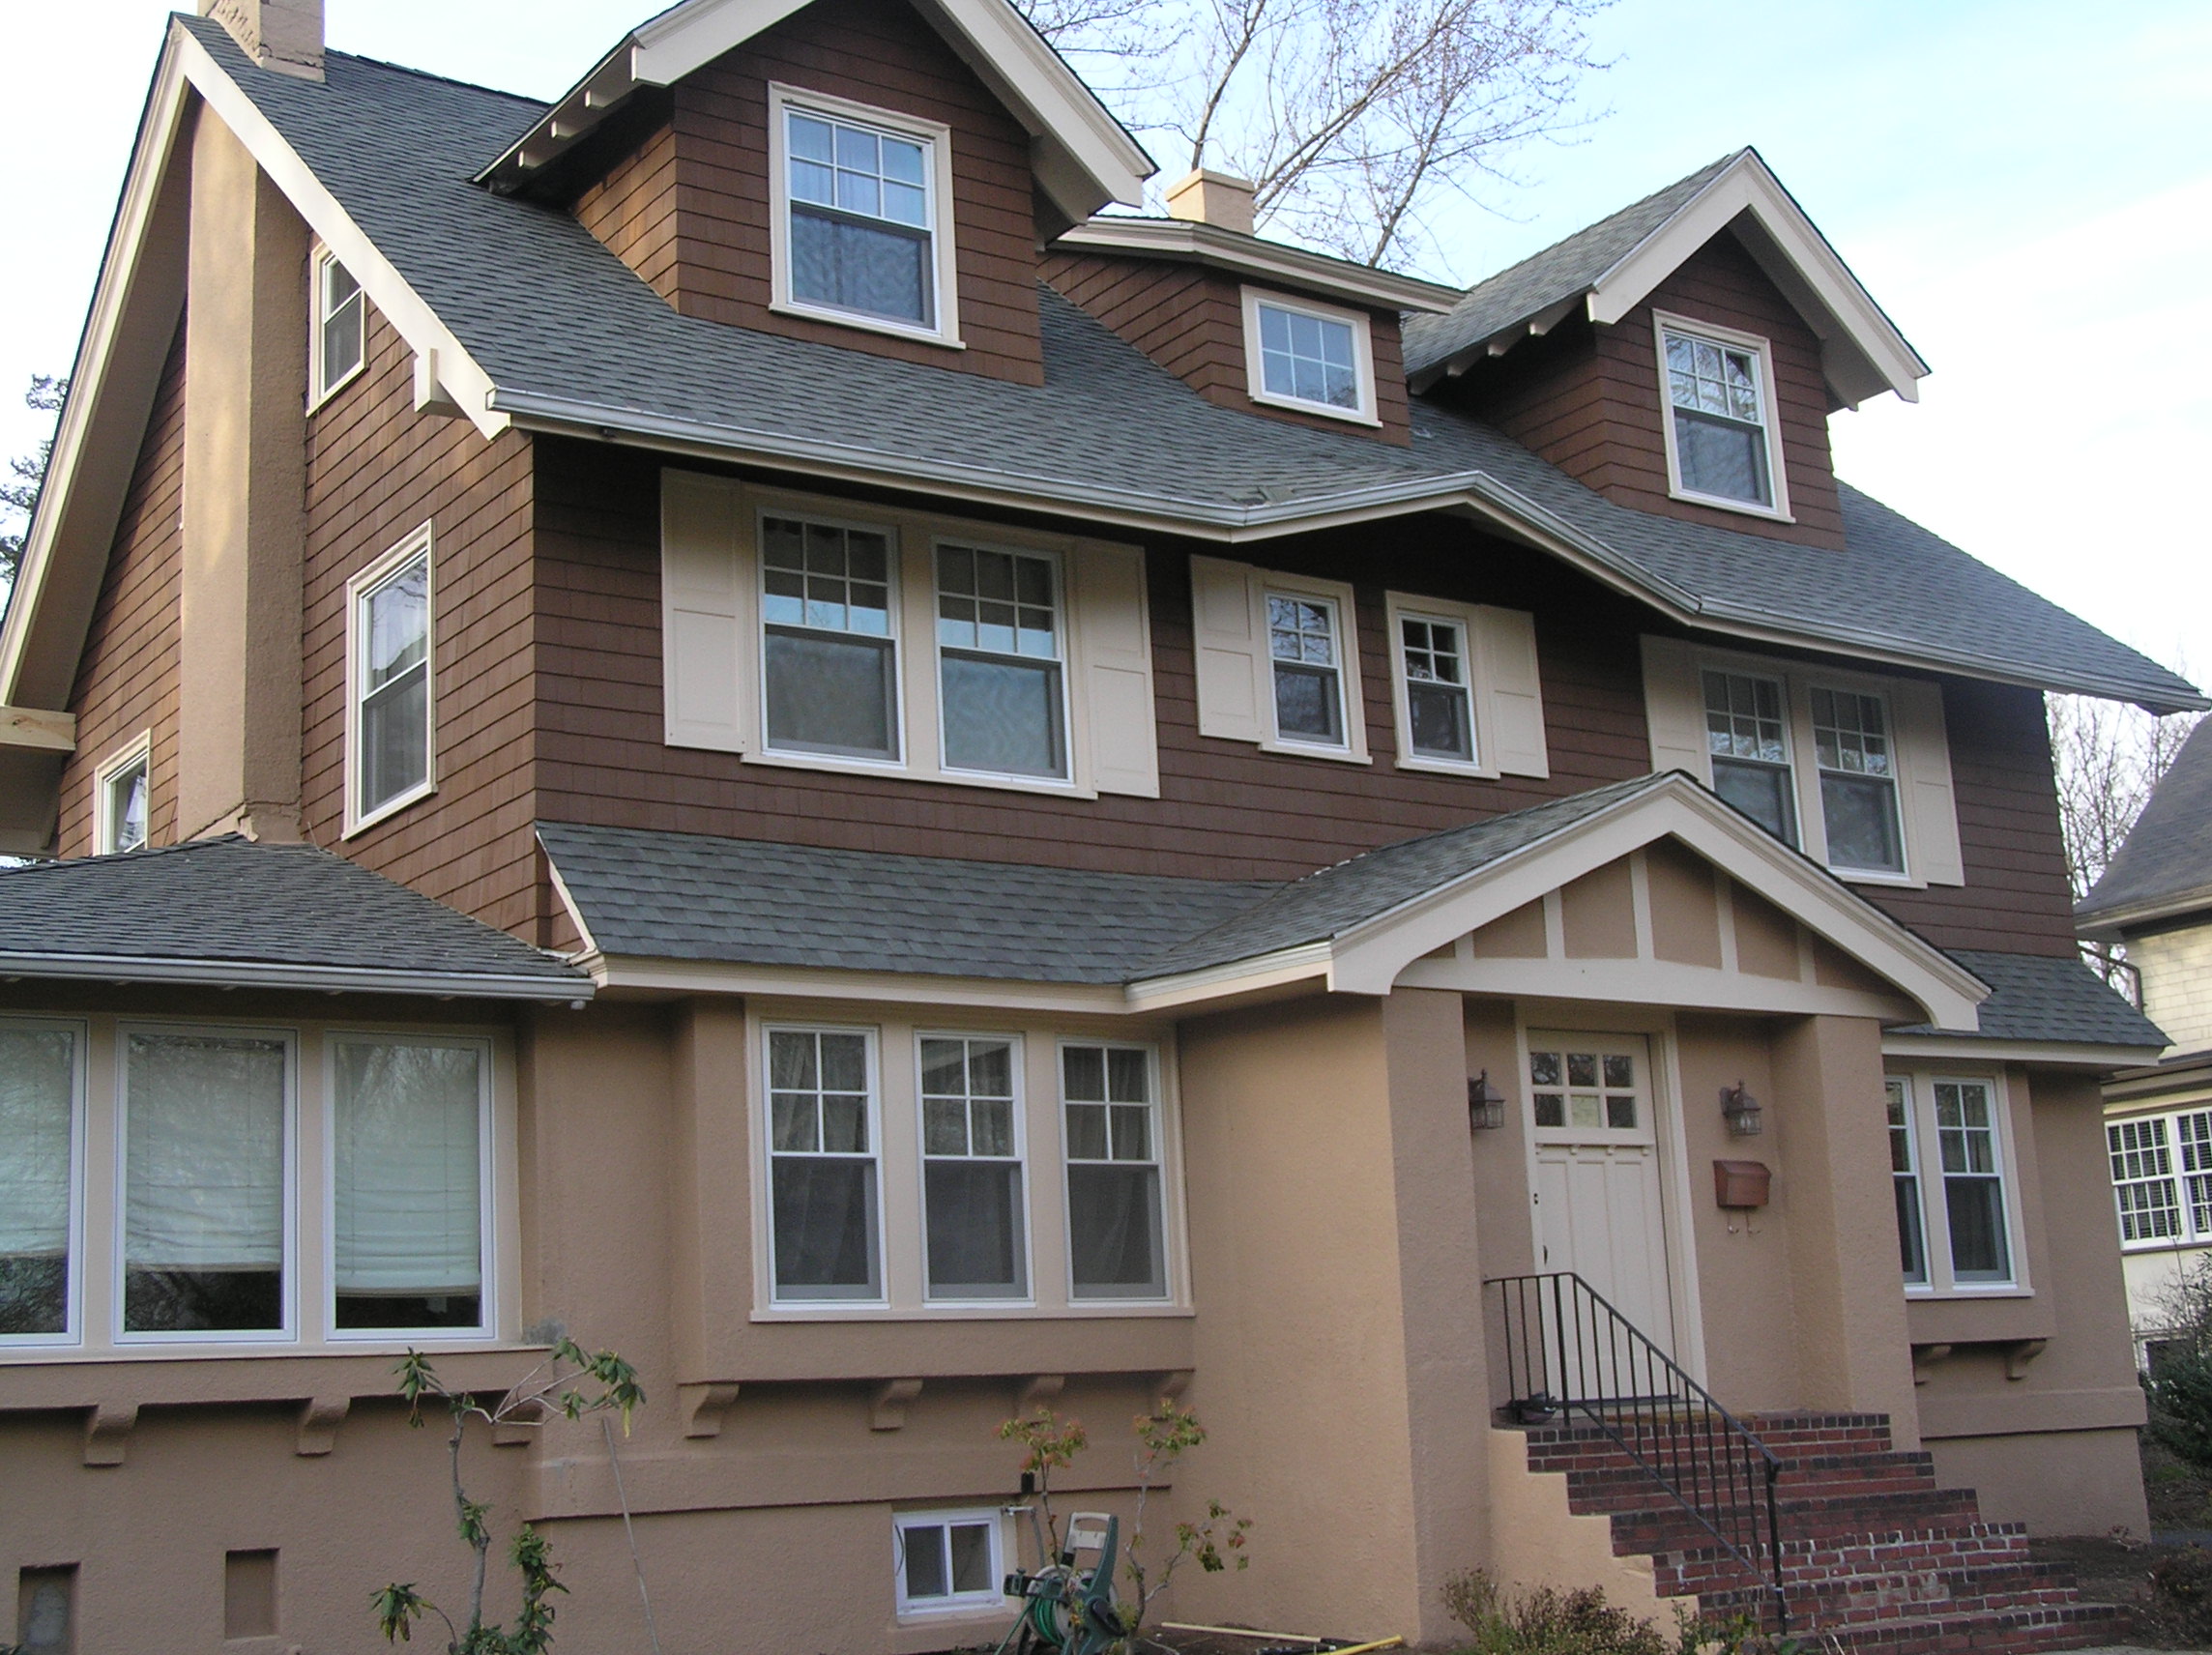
[0,837,586,994]
[2077,717,2212,930]
[1894,948,2167,1049]
[180,19,2200,712]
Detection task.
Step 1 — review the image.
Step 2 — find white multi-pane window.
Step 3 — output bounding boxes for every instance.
[918,1036,1027,1300]
[765,1028,882,1302]
[1267,591,1348,749]
[1241,289,1375,422]
[1888,1070,2019,1292]
[1703,670,1795,843]
[936,543,1067,779]
[1812,686,1905,875]
[1398,614,1475,765]
[893,1510,1005,1617]
[1657,316,1784,513]
[0,1021,81,1343]
[312,247,365,403]
[347,527,434,831]
[95,734,151,855]
[1061,1043,1167,1300]
[2107,1107,2212,1250]
[761,515,900,763]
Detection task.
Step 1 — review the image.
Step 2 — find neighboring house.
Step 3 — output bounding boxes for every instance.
[2079,720,2212,1362]
[0,0,2194,1648]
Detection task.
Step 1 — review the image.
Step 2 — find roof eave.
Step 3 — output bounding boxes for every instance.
[1052,218,1463,312]
[0,949,590,1002]
[2077,886,2212,941]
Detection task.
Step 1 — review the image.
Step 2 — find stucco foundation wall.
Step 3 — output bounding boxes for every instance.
[1926,1428,2147,1539]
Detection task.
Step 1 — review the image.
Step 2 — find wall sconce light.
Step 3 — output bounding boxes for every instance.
[1469,1070,1507,1132]
[1721,1081,1763,1138]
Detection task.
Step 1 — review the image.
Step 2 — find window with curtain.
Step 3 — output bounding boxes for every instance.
[1062,1044,1166,1300]
[102,748,150,855]
[1935,1080,2010,1283]
[918,1036,1026,1300]
[768,1029,881,1300]
[785,105,935,328]
[1703,669,1796,843]
[1885,1079,1927,1286]
[762,515,899,761]
[123,1031,288,1335]
[353,537,432,823]
[936,543,1066,779]
[1662,326,1775,508]
[332,1037,486,1332]
[0,1025,77,1339]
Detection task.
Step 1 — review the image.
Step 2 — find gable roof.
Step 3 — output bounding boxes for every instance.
[1402,148,1929,410]
[474,0,1152,220]
[2077,717,2212,936]
[3,20,2199,725]
[0,837,588,998]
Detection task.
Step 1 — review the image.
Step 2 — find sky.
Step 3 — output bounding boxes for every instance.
[1,0,2205,693]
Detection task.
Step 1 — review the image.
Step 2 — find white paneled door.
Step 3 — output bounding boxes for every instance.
[1526,1031,1675,1393]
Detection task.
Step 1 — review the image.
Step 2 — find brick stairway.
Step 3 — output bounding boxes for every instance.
[1517,1410,2126,1653]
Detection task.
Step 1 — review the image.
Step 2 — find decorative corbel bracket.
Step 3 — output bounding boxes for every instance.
[83,1400,138,1466]
[871,1378,925,1431]
[1153,1370,1195,1406]
[2004,1338,2049,1381]
[1016,1375,1065,1414]
[1909,1344,1952,1386]
[296,1395,351,1457]
[681,1381,743,1439]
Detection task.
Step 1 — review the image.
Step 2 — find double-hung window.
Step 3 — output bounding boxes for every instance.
[1703,670,1795,842]
[1267,591,1349,749]
[96,734,152,855]
[918,1036,1027,1300]
[1062,1044,1167,1300]
[312,247,365,403]
[347,527,434,831]
[2107,1106,2212,1250]
[773,87,956,343]
[1812,687,1905,875]
[762,515,899,762]
[1657,314,1787,515]
[936,543,1067,779]
[1241,289,1377,423]
[0,1021,80,1340]
[1889,1070,2019,1292]
[766,1028,882,1302]
[1398,614,1475,765]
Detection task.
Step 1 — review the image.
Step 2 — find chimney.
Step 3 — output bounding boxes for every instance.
[1165,168,1258,236]
[200,0,325,81]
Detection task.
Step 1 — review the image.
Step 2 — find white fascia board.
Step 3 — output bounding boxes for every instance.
[1397,953,1916,1022]
[1121,943,1333,1011]
[177,29,507,441]
[1880,1032,2167,1071]
[1586,153,1929,406]
[1055,218,1461,312]
[588,953,1133,1015]
[0,950,588,1002]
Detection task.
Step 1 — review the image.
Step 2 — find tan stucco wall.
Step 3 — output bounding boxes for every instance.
[1484,1428,1666,1617]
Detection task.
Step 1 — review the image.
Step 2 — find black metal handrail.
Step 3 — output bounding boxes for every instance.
[1485,1272,1787,1631]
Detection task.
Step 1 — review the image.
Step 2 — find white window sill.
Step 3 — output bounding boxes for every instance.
[769,299,964,351]
[0,1333,517,1365]
[1902,1285,2031,1300]
[1666,484,1795,525]
[307,358,366,417]
[1259,736,1371,765]
[897,1600,1015,1625]
[1248,388,1381,428]
[1835,866,1925,890]
[344,777,436,839]
[742,745,1093,798]
[1395,752,1501,780]
[753,1303,1191,1322]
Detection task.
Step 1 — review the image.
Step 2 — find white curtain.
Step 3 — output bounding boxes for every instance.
[0,1029,74,1257]
[124,1033,286,1270]
[333,1042,482,1295]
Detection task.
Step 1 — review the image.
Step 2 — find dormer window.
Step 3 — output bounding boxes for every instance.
[1241,289,1378,424]
[770,85,961,347]
[1655,313,1790,518]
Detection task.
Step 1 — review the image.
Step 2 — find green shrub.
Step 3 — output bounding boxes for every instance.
[1441,1569,1667,1655]
[2147,1546,2212,1643]
[2148,1348,2212,1471]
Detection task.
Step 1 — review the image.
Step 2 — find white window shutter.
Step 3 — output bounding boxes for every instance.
[1641,635,1709,781]
[1073,541,1160,798]
[1892,678,1965,886]
[660,470,749,752]
[1188,555,1266,742]
[1471,606,1549,778]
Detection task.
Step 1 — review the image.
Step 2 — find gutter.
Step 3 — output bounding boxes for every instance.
[0,950,592,1002]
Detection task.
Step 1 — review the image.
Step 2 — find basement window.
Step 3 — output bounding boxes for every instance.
[312,247,365,405]
[1655,312,1790,518]
[893,1510,1005,1617]
[1241,289,1378,423]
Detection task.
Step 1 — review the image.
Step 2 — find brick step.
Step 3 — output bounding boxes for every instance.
[1561,1464,1946,1518]
[1609,1492,1991,1555]
[1820,1601,2127,1655]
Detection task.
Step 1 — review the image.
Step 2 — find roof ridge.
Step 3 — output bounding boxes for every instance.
[321,44,550,109]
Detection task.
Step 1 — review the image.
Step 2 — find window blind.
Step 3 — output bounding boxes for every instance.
[124,1033,286,1271]
[0,1028,73,1258]
[333,1042,483,1296]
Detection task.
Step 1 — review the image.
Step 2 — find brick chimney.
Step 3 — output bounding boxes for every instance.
[1165,168,1258,236]
[199,0,324,80]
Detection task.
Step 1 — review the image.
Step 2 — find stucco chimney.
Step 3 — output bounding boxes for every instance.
[199,0,325,80]
[1165,168,1257,236]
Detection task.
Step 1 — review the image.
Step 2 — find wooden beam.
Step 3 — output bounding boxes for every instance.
[0,705,75,753]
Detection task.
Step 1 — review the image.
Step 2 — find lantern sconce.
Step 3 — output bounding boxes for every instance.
[1721,1081,1763,1138]
[1469,1070,1508,1132]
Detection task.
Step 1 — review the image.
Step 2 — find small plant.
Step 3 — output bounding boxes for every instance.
[371,1338,645,1654]
[2146,1545,2212,1644]
[1439,1570,1818,1655]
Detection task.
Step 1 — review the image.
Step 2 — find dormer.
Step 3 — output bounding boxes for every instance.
[1042,171,1460,446]
[477,0,1152,387]
[1406,149,1928,548]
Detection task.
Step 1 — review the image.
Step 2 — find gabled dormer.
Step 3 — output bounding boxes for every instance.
[1406,149,1928,548]
[478,0,1152,387]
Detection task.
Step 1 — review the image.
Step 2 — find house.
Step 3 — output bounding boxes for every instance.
[0,0,2195,1647]
[2079,719,2212,1361]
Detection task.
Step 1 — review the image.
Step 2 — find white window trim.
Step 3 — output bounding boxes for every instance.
[1057,1037,1176,1306]
[1261,571,1370,764]
[322,1032,499,1344]
[914,1031,1034,1308]
[931,537,1076,789]
[760,1023,889,1310]
[1889,1066,2029,1297]
[0,1014,89,1350]
[113,1022,301,1347]
[2110,1103,2212,1253]
[766,83,964,350]
[1382,593,1492,778]
[308,244,366,412]
[891,1507,1011,1620]
[93,730,153,856]
[1240,287,1380,426]
[1652,310,1793,523]
[343,524,437,837]
[1887,1077,1930,1288]
[757,507,910,772]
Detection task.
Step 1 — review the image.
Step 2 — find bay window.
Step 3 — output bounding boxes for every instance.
[766,1028,882,1302]
[0,1022,79,1340]
[918,1036,1028,1300]
[1062,1043,1167,1301]
[1888,1069,2021,1293]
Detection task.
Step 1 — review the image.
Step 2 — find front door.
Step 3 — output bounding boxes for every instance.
[1526,1031,1675,1379]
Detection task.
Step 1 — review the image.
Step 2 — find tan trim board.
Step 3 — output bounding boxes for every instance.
[1398,954,1913,1019]
[1882,1033,2165,1070]
[1916,1385,2148,1439]
[587,953,1131,1015]
[0,707,76,753]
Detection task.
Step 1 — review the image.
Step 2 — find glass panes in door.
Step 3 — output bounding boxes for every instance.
[1528,1043,1644,1134]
